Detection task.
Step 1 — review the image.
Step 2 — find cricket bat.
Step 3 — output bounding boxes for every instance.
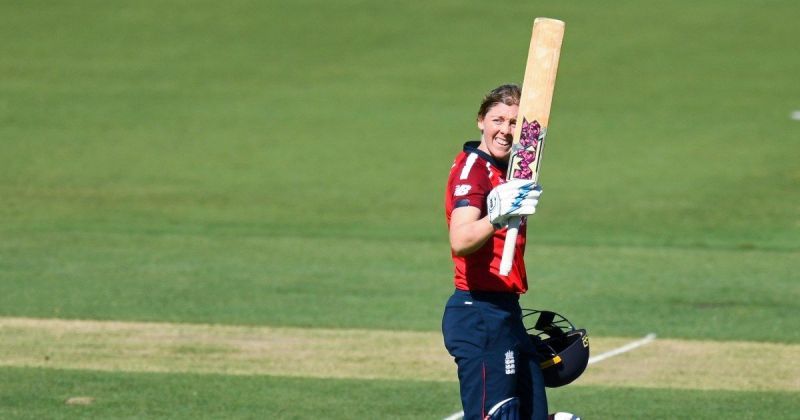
[499,18,565,276]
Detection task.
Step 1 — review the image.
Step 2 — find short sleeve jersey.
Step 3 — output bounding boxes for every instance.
[445,141,528,293]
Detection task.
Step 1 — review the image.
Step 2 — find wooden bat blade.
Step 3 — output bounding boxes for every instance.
[508,17,564,184]
[499,18,565,276]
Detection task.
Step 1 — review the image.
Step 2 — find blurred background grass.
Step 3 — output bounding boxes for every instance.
[1,0,798,341]
[1,1,798,418]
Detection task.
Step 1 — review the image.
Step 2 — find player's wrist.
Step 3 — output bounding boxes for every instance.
[491,219,506,230]
[486,214,505,231]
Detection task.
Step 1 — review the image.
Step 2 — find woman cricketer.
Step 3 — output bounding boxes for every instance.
[442,84,549,420]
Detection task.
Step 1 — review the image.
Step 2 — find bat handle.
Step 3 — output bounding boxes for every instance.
[499,217,521,276]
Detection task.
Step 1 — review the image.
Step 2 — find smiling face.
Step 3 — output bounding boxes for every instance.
[477,102,519,163]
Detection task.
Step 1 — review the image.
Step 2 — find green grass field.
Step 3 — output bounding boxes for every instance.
[1,0,798,418]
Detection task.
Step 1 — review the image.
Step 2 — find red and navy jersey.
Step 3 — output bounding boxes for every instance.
[445,141,528,293]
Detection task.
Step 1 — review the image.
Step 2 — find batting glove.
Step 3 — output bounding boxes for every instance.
[487,180,542,229]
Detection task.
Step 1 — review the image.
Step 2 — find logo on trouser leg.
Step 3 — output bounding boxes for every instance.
[504,350,515,375]
[485,397,519,420]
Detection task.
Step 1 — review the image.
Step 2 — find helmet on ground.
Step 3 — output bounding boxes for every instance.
[522,309,589,388]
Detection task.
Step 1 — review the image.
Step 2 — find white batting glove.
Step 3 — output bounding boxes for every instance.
[487,180,542,229]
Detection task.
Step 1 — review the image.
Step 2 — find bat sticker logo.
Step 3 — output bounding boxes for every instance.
[511,118,546,180]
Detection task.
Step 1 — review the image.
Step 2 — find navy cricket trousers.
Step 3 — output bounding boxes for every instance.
[442,289,548,420]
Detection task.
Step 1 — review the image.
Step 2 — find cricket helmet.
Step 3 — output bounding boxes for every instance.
[522,309,590,388]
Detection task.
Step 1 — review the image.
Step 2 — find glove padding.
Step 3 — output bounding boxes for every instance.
[487,180,542,228]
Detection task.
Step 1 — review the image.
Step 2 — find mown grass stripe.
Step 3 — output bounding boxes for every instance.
[0,317,797,392]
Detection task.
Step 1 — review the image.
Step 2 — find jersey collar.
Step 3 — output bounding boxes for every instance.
[463,141,508,172]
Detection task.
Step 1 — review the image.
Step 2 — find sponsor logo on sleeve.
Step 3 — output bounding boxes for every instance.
[454,184,471,197]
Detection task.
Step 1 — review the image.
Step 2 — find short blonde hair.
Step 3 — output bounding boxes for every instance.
[477,84,521,120]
